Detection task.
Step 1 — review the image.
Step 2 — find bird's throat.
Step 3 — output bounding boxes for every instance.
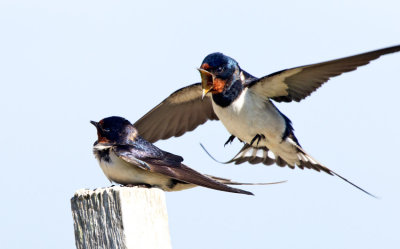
[212,80,243,107]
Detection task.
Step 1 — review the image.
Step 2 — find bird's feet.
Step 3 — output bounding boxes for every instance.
[250,134,265,146]
[224,135,236,147]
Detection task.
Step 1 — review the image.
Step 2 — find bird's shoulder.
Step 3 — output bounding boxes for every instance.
[113,137,184,167]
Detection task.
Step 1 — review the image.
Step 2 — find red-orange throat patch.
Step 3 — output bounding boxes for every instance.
[212,78,226,94]
[98,136,111,143]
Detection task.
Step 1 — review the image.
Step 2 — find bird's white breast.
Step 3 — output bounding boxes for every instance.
[96,149,171,187]
[212,88,286,146]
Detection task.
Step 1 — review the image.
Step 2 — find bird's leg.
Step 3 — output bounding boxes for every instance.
[250,134,265,146]
[259,135,265,145]
[224,135,236,147]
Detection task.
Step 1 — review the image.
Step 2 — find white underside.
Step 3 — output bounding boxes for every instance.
[212,88,300,165]
[93,146,197,191]
[98,150,169,185]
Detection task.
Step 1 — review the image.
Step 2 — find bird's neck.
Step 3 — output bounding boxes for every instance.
[212,80,243,107]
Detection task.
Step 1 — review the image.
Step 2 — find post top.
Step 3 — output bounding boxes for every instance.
[72,186,165,200]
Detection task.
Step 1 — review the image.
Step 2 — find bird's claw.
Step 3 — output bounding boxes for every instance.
[224,135,236,147]
[250,134,265,146]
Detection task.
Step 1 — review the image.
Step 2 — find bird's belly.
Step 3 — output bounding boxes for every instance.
[212,88,286,146]
[98,151,171,187]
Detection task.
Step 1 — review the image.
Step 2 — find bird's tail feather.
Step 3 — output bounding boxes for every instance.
[200,142,377,198]
[205,175,287,186]
[295,145,377,198]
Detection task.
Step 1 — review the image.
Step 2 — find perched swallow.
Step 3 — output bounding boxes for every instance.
[134,45,400,196]
[91,116,283,195]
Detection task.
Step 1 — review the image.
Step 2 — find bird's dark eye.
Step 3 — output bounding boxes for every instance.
[102,128,111,133]
[216,66,224,73]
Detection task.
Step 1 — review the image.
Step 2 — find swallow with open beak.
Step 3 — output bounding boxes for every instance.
[134,45,400,196]
[91,116,283,195]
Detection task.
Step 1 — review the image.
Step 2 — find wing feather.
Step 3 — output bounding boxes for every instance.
[134,83,218,143]
[113,145,252,195]
[248,45,400,102]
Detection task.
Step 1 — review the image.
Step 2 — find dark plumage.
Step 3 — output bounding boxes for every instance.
[91,116,283,195]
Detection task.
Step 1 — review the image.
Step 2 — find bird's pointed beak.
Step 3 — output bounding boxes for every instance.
[91,120,112,145]
[198,68,214,99]
[90,120,98,128]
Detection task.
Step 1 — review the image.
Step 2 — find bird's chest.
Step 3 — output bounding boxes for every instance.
[94,148,169,186]
[212,88,286,144]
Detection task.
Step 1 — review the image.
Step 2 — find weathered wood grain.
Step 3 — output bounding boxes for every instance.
[71,186,172,249]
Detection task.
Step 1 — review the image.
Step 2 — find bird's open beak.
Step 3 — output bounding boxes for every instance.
[198,68,215,99]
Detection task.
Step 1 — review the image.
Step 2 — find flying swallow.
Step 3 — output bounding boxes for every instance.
[91,116,283,195]
[134,45,400,196]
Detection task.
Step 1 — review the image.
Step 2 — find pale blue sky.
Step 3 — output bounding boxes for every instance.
[1,1,400,249]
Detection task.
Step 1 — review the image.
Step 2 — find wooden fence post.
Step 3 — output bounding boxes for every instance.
[71,186,172,249]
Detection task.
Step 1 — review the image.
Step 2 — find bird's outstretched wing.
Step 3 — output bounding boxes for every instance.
[113,144,252,195]
[134,83,218,143]
[247,45,400,102]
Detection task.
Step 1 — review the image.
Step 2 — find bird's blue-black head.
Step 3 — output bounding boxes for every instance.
[91,116,138,144]
[199,52,241,96]
[201,53,239,79]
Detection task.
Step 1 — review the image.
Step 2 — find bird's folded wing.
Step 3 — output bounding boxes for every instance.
[113,145,252,195]
[152,163,253,195]
[247,45,400,102]
[113,144,183,168]
[134,83,219,143]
